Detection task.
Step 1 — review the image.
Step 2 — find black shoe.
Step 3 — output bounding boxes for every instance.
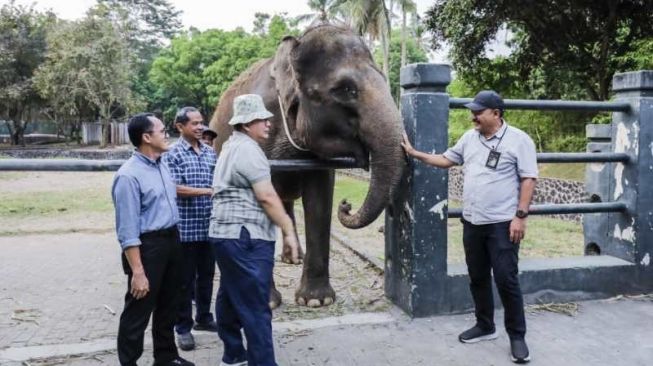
[193,320,218,332]
[176,332,195,351]
[510,338,531,364]
[153,356,195,366]
[458,325,498,343]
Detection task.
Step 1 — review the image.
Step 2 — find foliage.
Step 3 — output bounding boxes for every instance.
[96,0,182,111]
[295,0,349,25]
[373,29,428,101]
[425,0,653,101]
[148,15,298,123]
[34,7,139,147]
[447,77,590,152]
[0,1,53,145]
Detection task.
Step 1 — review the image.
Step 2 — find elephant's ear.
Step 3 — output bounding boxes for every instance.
[270,36,299,87]
[270,36,300,119]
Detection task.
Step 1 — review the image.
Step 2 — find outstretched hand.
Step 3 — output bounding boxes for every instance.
[401,133,415,156]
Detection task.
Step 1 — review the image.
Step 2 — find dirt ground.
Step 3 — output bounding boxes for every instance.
[1,171,388,322]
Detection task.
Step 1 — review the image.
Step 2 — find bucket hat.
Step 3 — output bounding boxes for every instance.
[228,94,274,126]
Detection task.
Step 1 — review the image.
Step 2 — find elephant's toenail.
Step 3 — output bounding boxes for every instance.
[296,297,306,305]
[307,299,321,307]
[323,297,334,305]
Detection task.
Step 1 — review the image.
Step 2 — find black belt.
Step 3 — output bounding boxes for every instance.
[140,225,178,240]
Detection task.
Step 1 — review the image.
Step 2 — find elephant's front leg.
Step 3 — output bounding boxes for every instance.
[295,170,336,307]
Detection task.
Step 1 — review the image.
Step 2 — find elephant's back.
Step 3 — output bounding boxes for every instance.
[209,58,274,154]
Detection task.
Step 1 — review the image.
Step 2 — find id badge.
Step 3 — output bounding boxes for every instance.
[485,150,501,169]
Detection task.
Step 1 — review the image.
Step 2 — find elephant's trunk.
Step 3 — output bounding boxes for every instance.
[337,94,405,229]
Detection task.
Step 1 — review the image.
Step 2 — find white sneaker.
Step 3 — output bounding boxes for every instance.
[219,362,247,366]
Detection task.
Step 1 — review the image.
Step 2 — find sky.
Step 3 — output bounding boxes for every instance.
[6,0,435,32]
[4,0,510,63]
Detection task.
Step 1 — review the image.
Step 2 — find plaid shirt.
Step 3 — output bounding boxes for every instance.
[163,138,217,242]
[209,132,276,241]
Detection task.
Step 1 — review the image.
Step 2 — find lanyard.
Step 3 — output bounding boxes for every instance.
[478,123,508,151]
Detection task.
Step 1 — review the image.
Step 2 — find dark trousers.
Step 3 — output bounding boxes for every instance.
[175,241,216,334]
[117,226,183,366]
[462,219,526,340]
[210,227,277,366]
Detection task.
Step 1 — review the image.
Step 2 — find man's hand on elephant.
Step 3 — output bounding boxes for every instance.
[401,133,415,156]
[130,272,150,300]
[510,218,526,244]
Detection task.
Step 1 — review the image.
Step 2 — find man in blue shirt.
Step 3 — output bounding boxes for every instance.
[163,107,218,351]
[112,113,193,366]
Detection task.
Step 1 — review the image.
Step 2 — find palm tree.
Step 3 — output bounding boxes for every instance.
[396,0,416,67]
[341,0,392,83]
[295,0,348,26]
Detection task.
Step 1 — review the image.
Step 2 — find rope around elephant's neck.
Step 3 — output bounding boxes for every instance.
[277,94,310,152]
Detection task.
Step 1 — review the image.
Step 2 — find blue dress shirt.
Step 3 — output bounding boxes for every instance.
[112,151,180,250]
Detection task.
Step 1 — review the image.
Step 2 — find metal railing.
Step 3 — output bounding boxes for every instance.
[446,97,631,217]
[449,98,631,112]
[0,157,365,172]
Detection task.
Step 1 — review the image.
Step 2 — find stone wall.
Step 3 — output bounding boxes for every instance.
[0,147,132,160]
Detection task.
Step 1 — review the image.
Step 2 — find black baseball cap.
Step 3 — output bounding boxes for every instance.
[201,125,217,138]
[465,90,505,112]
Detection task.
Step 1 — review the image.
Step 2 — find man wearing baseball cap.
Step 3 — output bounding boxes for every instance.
[402,90,537,364]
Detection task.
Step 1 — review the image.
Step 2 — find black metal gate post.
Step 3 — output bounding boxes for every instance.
[609,71,653,286]
[385,63,451,316]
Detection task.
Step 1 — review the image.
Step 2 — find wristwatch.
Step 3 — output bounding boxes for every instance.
[515,209,529,219]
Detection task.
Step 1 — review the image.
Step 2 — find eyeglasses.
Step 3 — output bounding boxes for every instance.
[145,128,169,137]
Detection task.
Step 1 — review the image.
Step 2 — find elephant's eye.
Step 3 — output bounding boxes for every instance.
[331,82,358,101]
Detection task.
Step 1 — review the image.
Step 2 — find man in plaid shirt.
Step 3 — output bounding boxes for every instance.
[163,107,217,352]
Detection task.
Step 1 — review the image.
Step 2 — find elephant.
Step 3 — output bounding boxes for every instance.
[209,24,405,308]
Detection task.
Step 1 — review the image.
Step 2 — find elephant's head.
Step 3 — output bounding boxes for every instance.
[271,25,405,229]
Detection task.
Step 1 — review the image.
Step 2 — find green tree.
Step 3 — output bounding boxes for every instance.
[0,1,53,145]
[343,0,392,82]
[149,15,298,122]
[35,9,138,147]
[395,0,416,67]
[97,0,182,110]
[425,0,653,101]
[296,0,348,25]
[374,29,428,101]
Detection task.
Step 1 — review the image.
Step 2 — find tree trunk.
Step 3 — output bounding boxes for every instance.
[8,110,27,146]
[382,31,390,85]
[401,10,407,67]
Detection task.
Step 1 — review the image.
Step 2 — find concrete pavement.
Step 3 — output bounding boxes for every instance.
[1,232,651,365]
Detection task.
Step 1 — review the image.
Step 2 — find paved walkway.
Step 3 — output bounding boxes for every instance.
[1,232,651,365]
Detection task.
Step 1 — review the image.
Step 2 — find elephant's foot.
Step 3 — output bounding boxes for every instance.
[280,235,304,265]
[295,278,335,307]
[269,285,282,309]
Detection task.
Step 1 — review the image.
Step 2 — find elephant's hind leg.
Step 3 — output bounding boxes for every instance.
[295,170,336,307]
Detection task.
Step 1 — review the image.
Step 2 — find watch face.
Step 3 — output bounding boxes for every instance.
[516,210,528,218]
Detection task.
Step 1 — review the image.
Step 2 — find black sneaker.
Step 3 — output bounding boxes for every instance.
[510,338,530,363]
[153,356,195,366]
[458,325,498,343]
[193,320,218,332]
[176,332,195,351]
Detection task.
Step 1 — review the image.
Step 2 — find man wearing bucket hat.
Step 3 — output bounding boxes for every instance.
[208,94,299,366]
[401,90,537,364]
